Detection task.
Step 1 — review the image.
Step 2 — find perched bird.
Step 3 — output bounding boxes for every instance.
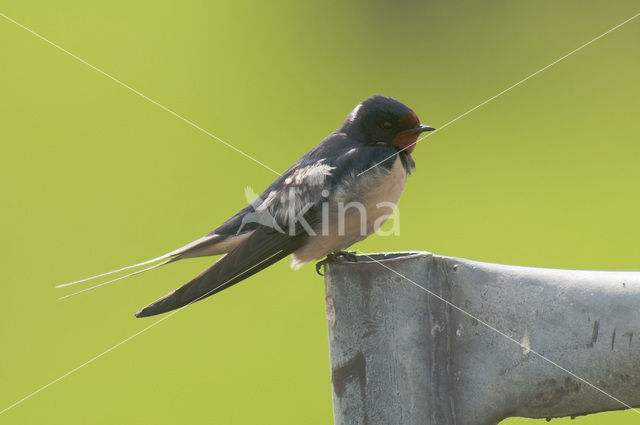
[57,95,434,317]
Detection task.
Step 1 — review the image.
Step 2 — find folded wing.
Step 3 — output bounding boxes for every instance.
[134,226,308,317]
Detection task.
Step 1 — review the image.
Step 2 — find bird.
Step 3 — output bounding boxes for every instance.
[57,95,434,317]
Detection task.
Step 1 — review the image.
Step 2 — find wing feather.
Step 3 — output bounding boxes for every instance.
[134,226,307,317]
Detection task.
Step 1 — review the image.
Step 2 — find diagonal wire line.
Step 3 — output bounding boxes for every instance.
[358,11,640,177]
[0,11,282,177]
[354,250,640,416]
[0,250,283,416]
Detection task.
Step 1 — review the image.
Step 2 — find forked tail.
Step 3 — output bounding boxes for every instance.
[55,253,174,289]
[55,233,227,299]
[58,257,177,299]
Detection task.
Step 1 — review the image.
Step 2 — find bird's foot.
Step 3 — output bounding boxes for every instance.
[333,250,358,262]
[315,251,359,276]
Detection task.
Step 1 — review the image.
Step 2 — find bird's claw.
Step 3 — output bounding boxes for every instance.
[315,251,358,276]
[315,260,327,276]
[335,251,358,262]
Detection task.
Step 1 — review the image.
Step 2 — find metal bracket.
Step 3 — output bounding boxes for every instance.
[324,252,640,425]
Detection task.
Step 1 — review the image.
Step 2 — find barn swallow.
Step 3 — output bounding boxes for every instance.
[57,95,434,317]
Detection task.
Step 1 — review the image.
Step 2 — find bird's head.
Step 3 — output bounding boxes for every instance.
[342,95,434,153]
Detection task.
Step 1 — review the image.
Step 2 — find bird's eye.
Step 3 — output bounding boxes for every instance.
[382,121,393,129]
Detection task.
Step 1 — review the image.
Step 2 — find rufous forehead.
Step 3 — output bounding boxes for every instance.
[398,110,420,128]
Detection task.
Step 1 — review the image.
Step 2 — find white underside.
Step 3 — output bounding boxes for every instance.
[290,157,407,269]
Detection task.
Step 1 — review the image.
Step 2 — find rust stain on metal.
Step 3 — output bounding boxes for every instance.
[326,293,336,341]
[590,320,600,347]
[332,352,366,399]
[530,377,582,409]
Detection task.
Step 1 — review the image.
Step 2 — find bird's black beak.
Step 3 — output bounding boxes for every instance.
[411,124,435,133]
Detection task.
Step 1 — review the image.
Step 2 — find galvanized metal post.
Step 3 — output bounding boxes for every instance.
[324,252,640,425]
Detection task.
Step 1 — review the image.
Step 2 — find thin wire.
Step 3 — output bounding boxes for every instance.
[357,11,640,177]
[0,250,283,416]
[0,11,281,176]
[355,251,640,415]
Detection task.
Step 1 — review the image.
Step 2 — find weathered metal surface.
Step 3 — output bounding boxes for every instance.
[324,252,640,425]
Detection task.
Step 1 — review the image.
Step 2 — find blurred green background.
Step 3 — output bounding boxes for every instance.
[1,0,639,424]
